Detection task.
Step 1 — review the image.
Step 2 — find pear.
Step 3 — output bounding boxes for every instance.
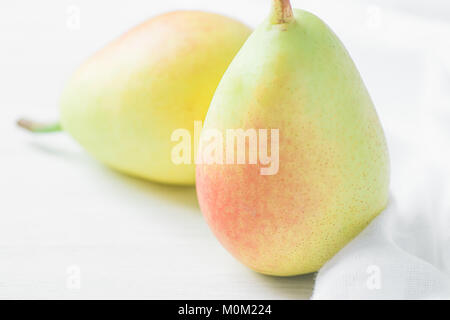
[19,11,251,185]
[196,0,390,276]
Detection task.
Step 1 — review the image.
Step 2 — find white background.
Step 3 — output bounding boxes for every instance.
[0,0,449,299]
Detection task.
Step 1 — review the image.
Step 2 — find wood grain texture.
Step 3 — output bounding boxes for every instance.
[0,131,314,299]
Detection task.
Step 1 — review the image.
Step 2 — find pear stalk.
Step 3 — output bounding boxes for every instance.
[270,0,294,25]
[17,118,62,133]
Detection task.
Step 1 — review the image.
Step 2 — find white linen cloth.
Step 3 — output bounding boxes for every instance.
[312,197,450,299]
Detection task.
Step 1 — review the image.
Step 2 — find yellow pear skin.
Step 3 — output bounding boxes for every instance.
[196,0,390,276]
[58,11,251,185]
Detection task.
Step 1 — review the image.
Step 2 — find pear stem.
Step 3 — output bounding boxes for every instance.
[17,118,62,133]
[270,0,294,25]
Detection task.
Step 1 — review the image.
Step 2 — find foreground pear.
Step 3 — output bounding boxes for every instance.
[19,11,251,185]
[196,0,390,276]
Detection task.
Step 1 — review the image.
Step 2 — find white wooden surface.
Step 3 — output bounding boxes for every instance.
[1,0,448,299]
[0,130,315,299]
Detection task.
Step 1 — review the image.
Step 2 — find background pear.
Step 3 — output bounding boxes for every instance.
[19,11,251,185]
[196,0,390,276]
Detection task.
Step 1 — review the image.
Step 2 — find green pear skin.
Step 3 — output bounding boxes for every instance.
[196,0,390,276]
[59,11,251,185]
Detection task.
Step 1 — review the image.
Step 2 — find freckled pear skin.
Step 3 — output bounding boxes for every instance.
[60,11,251,185]
[196,1,390,276]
